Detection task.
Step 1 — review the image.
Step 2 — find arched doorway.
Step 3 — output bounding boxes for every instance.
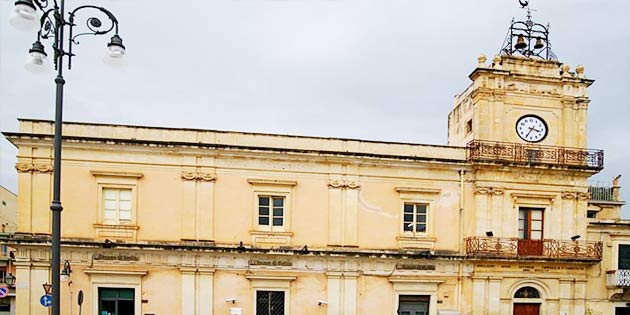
[513,286,541,315]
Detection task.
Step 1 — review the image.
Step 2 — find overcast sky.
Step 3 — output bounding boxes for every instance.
[1,0,628,217]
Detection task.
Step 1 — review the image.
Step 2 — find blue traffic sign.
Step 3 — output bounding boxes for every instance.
[40,294,52,307]
[0,286,8,298]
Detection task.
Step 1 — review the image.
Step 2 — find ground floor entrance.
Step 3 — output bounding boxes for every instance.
[398,295,429,315]
[513,303,540,315]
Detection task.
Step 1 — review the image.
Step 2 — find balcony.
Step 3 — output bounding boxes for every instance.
[465,236,603,260]
[607,270,630,287]
[467,140,604,170]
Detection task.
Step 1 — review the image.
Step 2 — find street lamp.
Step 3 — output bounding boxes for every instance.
[8,1,125,315]
[4,274,15,288]
[60,260,71,282]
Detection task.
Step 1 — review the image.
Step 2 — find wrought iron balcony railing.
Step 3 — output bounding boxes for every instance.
[465,236,603,260]
[589,186,615,201]
[467,140,604,170]
[607,270,630,287]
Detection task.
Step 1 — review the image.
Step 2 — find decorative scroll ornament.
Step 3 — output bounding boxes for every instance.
[577,192,591,200]
[328,180,360,190]
[15,163,53,173]
[561,192,577,199]
[474,186,505,195]
[181,172,217,182]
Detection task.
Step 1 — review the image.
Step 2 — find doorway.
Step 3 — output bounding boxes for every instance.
[513,303,540,315]
[398,295,429,315]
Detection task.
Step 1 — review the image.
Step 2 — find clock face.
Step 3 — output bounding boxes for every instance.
[516,115,548,143]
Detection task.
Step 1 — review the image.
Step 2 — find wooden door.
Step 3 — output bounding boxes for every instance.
[513,303,540,315]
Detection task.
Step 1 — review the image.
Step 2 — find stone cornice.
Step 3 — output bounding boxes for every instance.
[2,132,469,167]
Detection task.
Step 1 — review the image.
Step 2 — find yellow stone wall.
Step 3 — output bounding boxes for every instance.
[4,55,624,315]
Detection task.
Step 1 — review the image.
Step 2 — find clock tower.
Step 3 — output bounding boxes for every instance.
[447,12,594,150]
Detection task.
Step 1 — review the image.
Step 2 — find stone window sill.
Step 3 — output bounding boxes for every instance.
[250,230,293,247]
[396,236,436,250]
[94,224,139,239]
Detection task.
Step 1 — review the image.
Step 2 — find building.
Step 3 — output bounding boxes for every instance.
[0,186,17,315]
[1,8,627,315]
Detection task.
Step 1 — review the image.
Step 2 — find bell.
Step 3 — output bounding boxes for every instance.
[534,37,544,49]
[515,35,527,49]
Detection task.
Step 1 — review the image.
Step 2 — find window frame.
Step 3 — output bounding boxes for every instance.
[255,290,286,315]
[98,287,135,315]
[247,275,294,315]
[88,269,145,315]
[248,179,296,234]
[400,199,433,238]
[98,184,137,226]
[101,186,134,225]
[91,171,142,227]
[402,202,429,237]
[256,195,287,232]
[615,243,630,271]
[518,207,544,240]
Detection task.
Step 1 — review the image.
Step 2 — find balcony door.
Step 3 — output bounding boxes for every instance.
[518,208,544,256]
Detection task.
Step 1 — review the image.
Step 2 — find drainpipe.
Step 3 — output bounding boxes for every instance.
[457,169,466,312]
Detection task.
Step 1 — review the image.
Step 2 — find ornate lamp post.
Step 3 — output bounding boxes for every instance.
[8,1,125,315]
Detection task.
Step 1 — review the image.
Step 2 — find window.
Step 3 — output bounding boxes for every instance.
[398,295,429,315]
[465,119,473,134]
[99,288,134,315]
[103,188,132,225]
[587,210,597,218]
[619,245,630,270]
[514,287,540,298]
[256,291,285,315]
[518,208,543,240]
[258,196,285,231]
[403,203,428,235]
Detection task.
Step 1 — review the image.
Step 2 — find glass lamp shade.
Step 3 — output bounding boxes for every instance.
[4,273,15,286]
[103,35,127,68]
[9,1,39,32]
[24,50,51,74]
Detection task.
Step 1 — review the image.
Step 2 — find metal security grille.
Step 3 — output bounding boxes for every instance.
[256,291,285,315]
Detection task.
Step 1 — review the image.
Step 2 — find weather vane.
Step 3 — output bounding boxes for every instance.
[519,0,529,9]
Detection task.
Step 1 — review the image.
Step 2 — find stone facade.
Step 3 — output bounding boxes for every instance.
[2,55,626,315]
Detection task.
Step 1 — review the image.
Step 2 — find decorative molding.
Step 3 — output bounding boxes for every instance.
[247,178,297,186]
[561,192,589,200]
[328,180,360,190]
[395,187,441,194]
[510,193,556,202]
[84,269,148,276]
[15,162,53,173]
[578,192,591,200]
[181,171,217,182]
[245,275,297,281]
[474,186,505,195]
[90,170,144,178]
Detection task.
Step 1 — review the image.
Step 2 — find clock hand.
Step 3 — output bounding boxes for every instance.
[526,127,534,137]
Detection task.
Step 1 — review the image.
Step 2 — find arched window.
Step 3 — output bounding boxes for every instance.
[514,286,540,299]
